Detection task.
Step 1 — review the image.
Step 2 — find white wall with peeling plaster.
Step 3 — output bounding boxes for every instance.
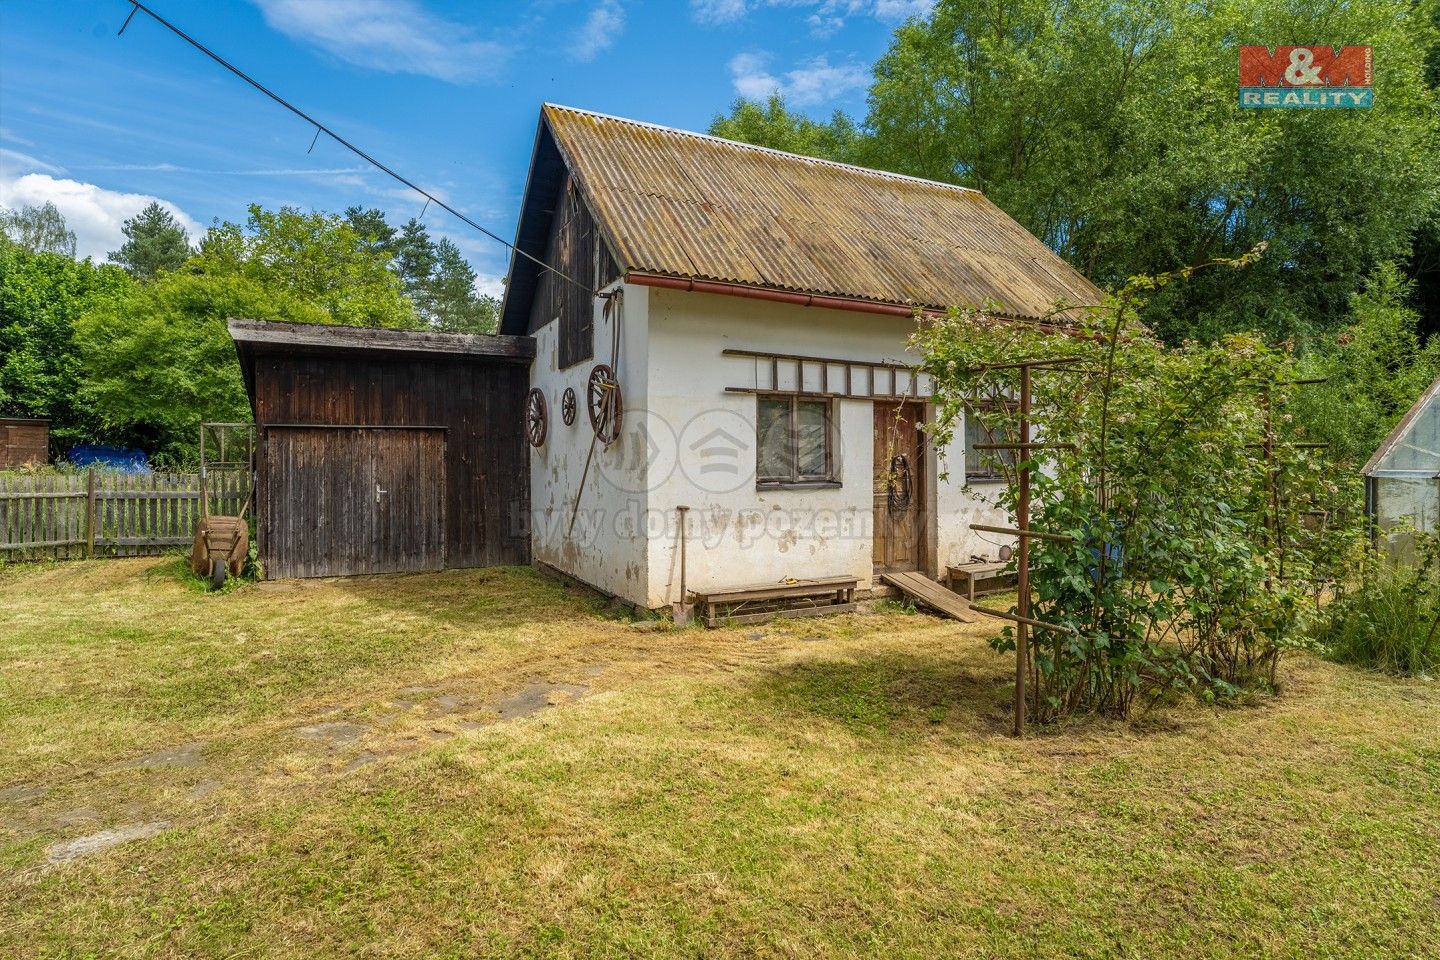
[528,282,1013,609]
[527,279,650,601]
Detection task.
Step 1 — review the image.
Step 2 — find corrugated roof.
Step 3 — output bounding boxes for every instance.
[539,103,1104,321]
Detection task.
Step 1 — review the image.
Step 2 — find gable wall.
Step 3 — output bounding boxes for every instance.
[527,279,650,600]
[526,173,621,368]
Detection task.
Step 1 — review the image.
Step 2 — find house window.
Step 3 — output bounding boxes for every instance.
[757,396,834,486]
[964,406,1015,482]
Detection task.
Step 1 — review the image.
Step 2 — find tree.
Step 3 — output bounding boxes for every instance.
[192,204,417,329]
[1291,264,1440,465]
[344,206,398,258]
[430,238,499,334]
[108,201,192,280]
[1,202,77,258]
[0,240,131,449]
[384,219,497,331]
[393,217,438,315]
[75,272,328,462]
[863,0,1440,343]
[708,94,860,163]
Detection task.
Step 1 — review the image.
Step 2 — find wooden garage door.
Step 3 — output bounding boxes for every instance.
[263,426,446,578]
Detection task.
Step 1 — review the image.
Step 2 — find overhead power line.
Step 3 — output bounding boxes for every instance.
[117,0,594,297]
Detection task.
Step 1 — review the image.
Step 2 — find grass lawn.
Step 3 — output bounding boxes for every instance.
[1,558,1436,959]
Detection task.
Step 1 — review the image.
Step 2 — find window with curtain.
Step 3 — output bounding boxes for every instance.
[757,396,834,485]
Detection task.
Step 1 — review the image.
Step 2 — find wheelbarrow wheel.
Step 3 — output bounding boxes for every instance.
[210,557,227,591]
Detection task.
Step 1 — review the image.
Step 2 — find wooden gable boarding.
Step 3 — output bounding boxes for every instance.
[230,320,537,579]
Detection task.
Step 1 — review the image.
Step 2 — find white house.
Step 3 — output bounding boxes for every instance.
[500,104,1104,610]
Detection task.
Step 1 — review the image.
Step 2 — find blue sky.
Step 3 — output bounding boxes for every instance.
[0,0,927,293]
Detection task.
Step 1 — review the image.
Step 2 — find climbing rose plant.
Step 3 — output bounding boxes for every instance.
[914,252,1358,722]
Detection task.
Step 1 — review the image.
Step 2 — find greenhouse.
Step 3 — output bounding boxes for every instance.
[1364,377,1440,563]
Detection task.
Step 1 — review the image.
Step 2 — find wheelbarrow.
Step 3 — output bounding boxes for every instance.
[190,473,249,590]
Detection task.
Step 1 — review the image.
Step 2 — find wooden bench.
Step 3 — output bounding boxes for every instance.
[694,576,859,628]
[946,561,1018,601]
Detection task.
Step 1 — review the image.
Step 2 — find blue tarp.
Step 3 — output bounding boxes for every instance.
[1086,520,1125,583]
[68,444,150,473]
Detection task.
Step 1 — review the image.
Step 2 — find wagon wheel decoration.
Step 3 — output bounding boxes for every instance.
[586,364,624,445]
[561,387,577,426]
[525,387,548,448]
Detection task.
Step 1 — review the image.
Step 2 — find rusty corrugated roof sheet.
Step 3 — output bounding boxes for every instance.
[542,103,1104,320]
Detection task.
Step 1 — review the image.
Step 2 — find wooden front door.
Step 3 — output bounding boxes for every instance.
[263,426,446,578]
[873,402,925,572]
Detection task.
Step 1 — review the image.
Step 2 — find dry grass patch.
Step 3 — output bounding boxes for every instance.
[1,558,1436,958]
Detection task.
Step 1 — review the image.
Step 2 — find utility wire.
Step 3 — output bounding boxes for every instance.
[118,1,595,297]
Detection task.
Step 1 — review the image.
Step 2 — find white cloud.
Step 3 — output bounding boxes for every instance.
[572,0,625,62]
[0,173,202,262]
[695,0,933,32]
[474,274,505,299]
[88,163,370,177]
[0,127,35,147]
[691,0,749,22]
[251,0,507,84]
[873,0,934,18]
[728,53,780,100]
[806,13,846,37]
[0,148,65,176]
[727,52,869,107]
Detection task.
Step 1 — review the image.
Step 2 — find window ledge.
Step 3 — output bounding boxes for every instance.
[757,480,842,491]
[965,476,1008,485]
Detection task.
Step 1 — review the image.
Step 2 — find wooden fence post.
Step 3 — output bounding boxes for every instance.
[86,467,96,558]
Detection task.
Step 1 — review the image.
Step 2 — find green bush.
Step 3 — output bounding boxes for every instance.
[1314,543,1440,676]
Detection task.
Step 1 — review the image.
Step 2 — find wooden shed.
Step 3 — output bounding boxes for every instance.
[230,320,536,579]
[1,418,49,468]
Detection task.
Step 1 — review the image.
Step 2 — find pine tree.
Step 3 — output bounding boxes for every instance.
[109,202,191,280]
[394,218,438,319]
[430,239,498,334]
[344,206,397,258]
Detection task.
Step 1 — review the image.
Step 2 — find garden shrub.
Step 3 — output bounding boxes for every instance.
[916,250,1353,721]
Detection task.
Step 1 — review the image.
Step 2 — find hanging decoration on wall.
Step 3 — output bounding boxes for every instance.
[561,386,577,426]
[525,388,548,448]
[586,363,623,445]
[569,289,625,536]
[886,454,913,514]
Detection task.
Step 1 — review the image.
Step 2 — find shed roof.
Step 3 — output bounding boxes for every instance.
[228,319,534,361]
[500,104,1104,335]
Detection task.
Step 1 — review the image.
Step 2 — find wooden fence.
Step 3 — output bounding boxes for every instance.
[0,470,249,560]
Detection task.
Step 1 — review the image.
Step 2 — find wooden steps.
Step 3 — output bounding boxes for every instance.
[693,576,859,628]
[880,570,977,622]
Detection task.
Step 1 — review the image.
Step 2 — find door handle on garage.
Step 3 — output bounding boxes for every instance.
[375,483,386,504]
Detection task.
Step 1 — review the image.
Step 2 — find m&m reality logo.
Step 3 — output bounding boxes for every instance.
[1239,45,1373,108]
